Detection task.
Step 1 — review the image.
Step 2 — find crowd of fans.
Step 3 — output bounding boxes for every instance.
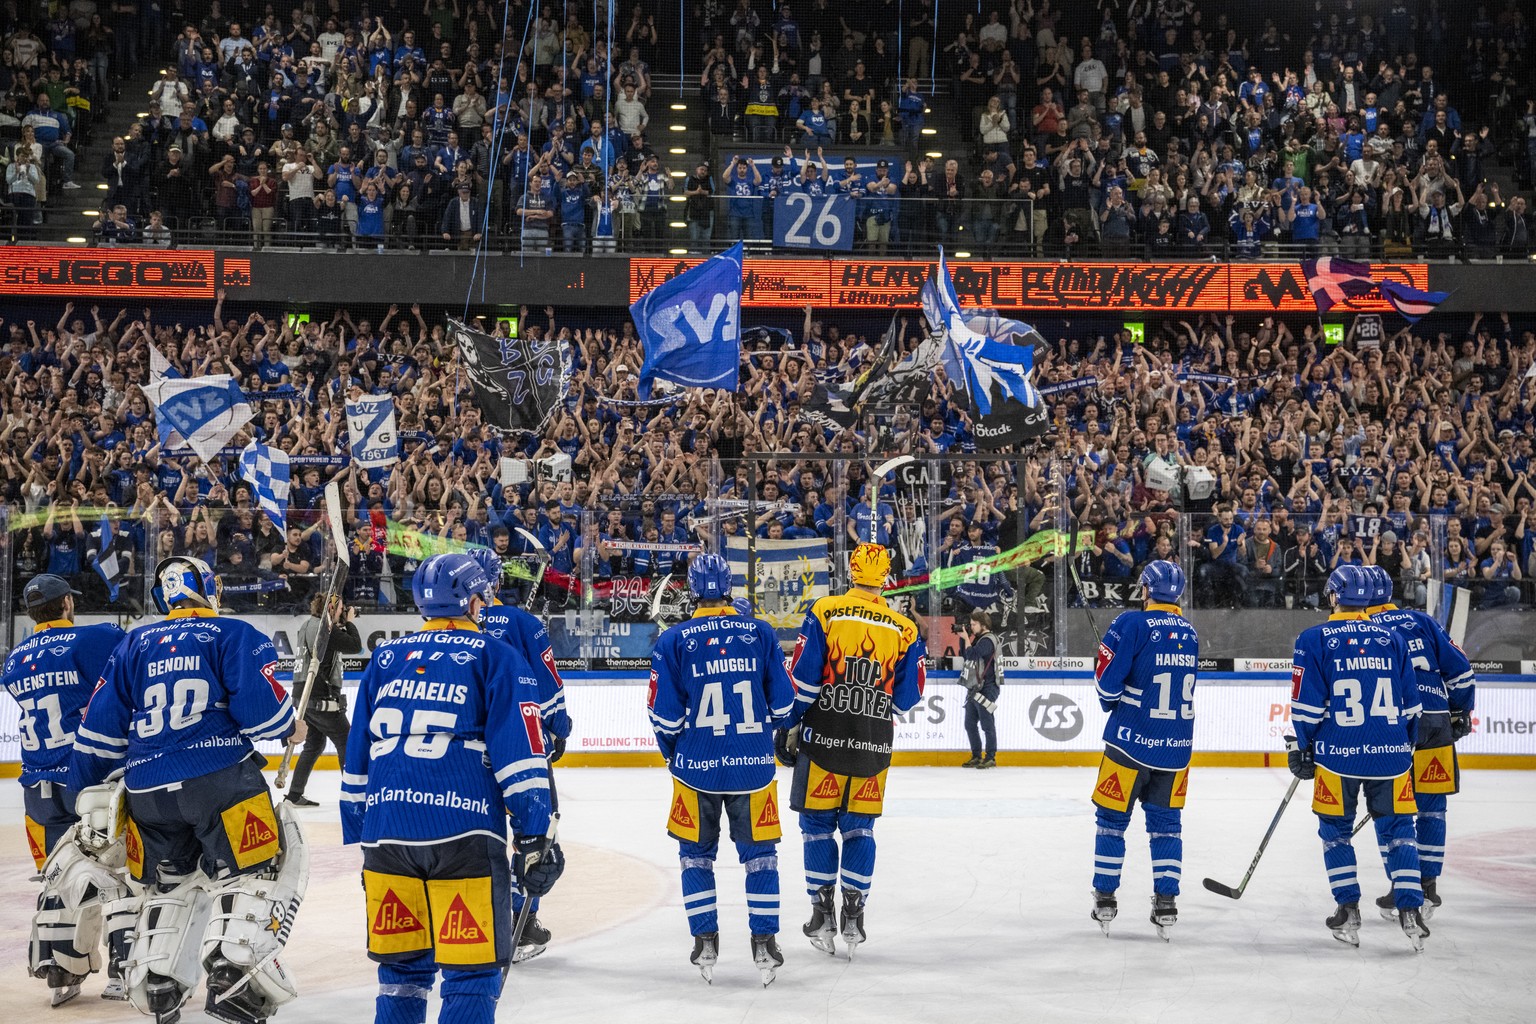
[3,1,1535,255]
[2,298,1534,641]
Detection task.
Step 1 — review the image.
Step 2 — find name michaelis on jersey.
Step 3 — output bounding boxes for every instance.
[375,679,470,703]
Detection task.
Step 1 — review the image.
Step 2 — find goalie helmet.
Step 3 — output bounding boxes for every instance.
[849,543,891,588]
[152,556,218,614]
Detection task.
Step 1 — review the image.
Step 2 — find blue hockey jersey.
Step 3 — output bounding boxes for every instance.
[2,620,125,786]
[1368,603,1475,716]
[648,607,795,794]
[1290,612,1421,779]
[1094,602,1199,771]
[70,609,291,791]
[341,618,553,847]
[478,601,570,739]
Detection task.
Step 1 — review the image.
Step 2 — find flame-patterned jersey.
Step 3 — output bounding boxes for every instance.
[786,590,926,778]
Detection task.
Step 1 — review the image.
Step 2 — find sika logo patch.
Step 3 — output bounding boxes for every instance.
[1028,693,1084,741]
[811,773,843,800]
[437,895,487,944]
[755,790,780,829]
[1095,772,1126,803]
[373,889,425,935]
[669,793,697,829]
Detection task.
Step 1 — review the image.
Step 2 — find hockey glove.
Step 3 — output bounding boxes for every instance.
[1284,735,1316,780]
[773,727,799,768]
[1449,710,1471,741]
[548,734,567,763]
[514,836,565,897]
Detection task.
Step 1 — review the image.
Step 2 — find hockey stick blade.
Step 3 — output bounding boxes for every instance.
[1201,878,1242,900]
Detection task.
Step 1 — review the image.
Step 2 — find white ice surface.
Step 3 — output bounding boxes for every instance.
[3,766,1534,1024]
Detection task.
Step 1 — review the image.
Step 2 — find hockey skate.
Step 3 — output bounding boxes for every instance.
[1376,877,1440,921]
[1400,908,1430,952]
[205,958,273,1024]
[512,915,552,963]
[690,932,719,984]
[142,971,187,1024]
[751,934,784,987]
[101,978,128,1000]
[1326,902,1361,947]
[1149,894,1177,941]
[803,886,837,956]
[839,889,866,960]
[1091,891,1117,935]
[50,982,82,1008]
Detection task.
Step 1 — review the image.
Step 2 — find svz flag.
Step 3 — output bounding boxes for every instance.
[449,319,568,435]
[631,241,743,400]
[1379,280,1449,323]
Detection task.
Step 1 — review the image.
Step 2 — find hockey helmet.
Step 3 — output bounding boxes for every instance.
[849,542,891,588]
[1139,559,1186,604]
[732,597,754,617]
[412,553,490,619]
[1364,564,1394,606]
[1326,564,1373,609]
[468,546,505,600]
[153,555,219,614]
[688,553,733,601]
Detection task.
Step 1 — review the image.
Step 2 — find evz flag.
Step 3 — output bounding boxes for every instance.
[346,395,399,468]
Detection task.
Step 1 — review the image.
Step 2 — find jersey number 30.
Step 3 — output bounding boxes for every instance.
[1331,676,1400,726]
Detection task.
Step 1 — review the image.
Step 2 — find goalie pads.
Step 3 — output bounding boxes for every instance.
[201,802,308,1024]
[29,821,134,984]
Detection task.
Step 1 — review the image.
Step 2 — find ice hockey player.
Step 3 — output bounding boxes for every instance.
[341,553,561,1024]
[1363,564,1475,919]
[469,546,571,962]
[777,542,926,959]
[1,574,128,1006]
[1088,560,1196,939]
[1287,564,1429,951]
[70,555,308,1024]
[648,553,795,986]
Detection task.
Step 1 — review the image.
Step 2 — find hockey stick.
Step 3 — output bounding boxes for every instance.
[507,804,561,976]
[275,482,350,790]
[1201,776,1300,899]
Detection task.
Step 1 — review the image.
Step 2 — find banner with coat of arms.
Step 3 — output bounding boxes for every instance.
[726,535,830,641]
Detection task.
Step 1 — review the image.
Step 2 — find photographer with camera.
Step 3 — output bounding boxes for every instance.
[285,592,361,808]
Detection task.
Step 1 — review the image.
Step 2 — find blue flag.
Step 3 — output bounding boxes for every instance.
[144,374,255,464]
[91,514,124,602]
[930,250,1041,416]
[1379,279,1449,323]
[631,241,743,400]
[239,440,291,532]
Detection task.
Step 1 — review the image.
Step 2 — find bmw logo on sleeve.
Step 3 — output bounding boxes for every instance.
[377,649,395,668]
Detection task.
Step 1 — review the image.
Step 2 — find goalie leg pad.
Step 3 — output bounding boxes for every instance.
[201,803,309,1022]
[29,822,133,982]
[122,873,214,1019]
